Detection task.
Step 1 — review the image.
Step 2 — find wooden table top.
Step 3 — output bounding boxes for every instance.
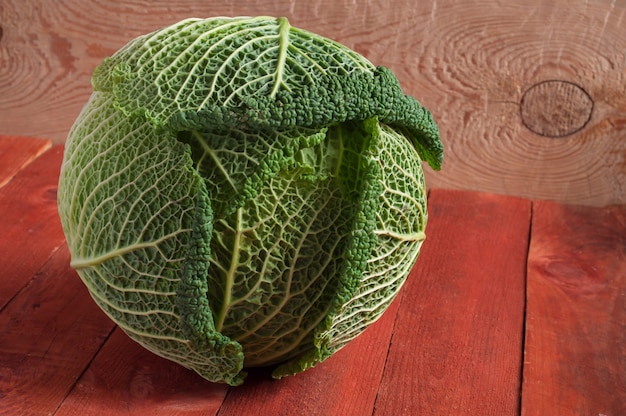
[0,135,624,415]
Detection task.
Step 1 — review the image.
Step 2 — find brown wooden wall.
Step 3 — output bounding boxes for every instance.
[1,0,624,205]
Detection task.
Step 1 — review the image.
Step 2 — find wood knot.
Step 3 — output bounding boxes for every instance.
[520,80,593,137]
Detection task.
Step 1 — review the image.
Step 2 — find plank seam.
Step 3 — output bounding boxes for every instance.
[0,243,63,313]
[518,200,535,416]
[370,287,407,416]
[51,324,118,416]
[369,188,432,416]
[215,385,235,416]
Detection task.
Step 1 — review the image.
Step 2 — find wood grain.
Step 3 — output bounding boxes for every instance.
[522,200,626,415]
[0,135,51,189]
[0,143,66,310]
[1,0,624,205]
[0,0,373,142]
[55,328,229,416]
[218,296,401,416]
[402,0,626,206]
[374,189,530,416]
[0,245,116,416]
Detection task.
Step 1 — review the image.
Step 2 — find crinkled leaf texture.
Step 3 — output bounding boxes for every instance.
[57,16,442,386]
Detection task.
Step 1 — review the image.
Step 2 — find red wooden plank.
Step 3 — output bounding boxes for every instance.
[0,144,66,310]
[218,298,401,416]
[0,135,51,188]
[522,201,626,416]
[374,189,530,416]
[55,328,229,416]
[0,245,116,415]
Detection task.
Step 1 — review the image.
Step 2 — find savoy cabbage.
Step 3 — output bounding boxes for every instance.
[57,16,443,385]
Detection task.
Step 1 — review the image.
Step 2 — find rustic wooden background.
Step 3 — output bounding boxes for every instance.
[1,0,625,205]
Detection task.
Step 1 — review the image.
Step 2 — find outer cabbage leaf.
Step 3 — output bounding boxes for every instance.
[58,92,245,385]
[272,119,427,378]
[91,16,442,170]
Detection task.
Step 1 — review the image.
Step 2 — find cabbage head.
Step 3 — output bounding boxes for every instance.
[57,16,443,386]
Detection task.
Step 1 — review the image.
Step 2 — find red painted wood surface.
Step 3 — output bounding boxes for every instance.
[523,200,626,416]
[54,328,229,416]
[0,143,67,309]
[374,190,530,416]
[0,135,51,188]
[0,136,624,415]
[0,245,116,415]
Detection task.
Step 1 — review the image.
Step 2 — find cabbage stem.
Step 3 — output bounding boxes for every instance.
[374,229,426,242]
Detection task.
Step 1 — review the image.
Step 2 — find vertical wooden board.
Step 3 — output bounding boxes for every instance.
[403,0,626,206]
[4,0,626,205]
[0,245,116,415]
[0,145,67,310]
[374,189,530,416]
[55,328,229,416]
[218,298,401,416]
[0,135,52,188]
[522,201,626,416]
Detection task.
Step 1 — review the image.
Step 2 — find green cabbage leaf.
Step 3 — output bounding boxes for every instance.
[57,16,442,385]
